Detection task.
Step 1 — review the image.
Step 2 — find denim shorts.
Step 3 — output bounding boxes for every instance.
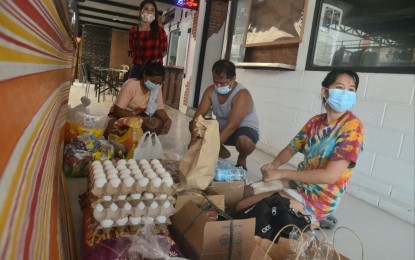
[223,127,259,146]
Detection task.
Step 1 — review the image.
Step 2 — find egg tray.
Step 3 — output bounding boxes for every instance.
[89,193,176,206]
[82,193,170,248]
[89,179,177,197]
[92,201,175,221]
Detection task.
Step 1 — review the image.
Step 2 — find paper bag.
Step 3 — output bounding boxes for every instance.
[179,116,220,189]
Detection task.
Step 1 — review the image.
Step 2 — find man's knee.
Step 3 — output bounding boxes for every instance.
[235,135,256,153]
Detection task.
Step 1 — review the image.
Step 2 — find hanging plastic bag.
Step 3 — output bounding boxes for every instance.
[133,131,165,160]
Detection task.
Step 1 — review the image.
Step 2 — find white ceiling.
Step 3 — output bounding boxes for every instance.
[76,0,174,32]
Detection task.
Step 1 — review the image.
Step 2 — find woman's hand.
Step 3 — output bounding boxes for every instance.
[262,168,283,182]
[161,118,172,135]
[260,163,275,173]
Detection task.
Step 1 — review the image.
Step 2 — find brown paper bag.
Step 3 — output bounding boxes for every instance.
[179,116,220,189]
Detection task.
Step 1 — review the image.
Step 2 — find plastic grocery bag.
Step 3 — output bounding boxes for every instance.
[133,131,165,160]
[179,116,220,189]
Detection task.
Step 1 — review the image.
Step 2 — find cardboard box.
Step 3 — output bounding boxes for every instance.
[207,181,245,207]
[171,201,255,260]
[175,194,225,212]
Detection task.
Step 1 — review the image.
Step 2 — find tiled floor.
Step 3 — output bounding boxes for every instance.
[66,82,415,259]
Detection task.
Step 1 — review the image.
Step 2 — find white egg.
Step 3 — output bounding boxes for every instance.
[142,216,154,224]
[120,169,131,175]
[156,168,166,175]
[151,159,160,165]
[93,168,105,176]
[128,164,139,170]
[133,173,144,180]
[130,193,142,200]
[109,178,121,188]
[116,164,127,171]
[163,201,171,208]
[94,178,107,188]
[102,160,113,166]
[124,202,132,211]
[109,202,118,212]
[93,173,106,181]
[106,168,118,175]
[119,173,131,180]
[127,159,137,165]
[160,172,171,178]
[141,164,152,171]
[137,201,146,210]
[92,165,104,172]
[95,203,104,212]
[100,219,114,228]
[150,201,159,209]
[162,177,174,187]
[138,177,149,187]
[158,194,168,200]
[131,168,142,175]
[106,173,118,180]
[143,192,154,199]
[123,177,135,187]
[139,159,149,165]
[151,177,162,187]
[116,159,127,166]
[91,161,102,167]
[153,164,164,171]
[104,164,115,172]
[117,195,127,200]
[115,217,128,226]
[146,172,158,180]
[156,215,167,223]
[102,195,112,201]
[129,216,141,225]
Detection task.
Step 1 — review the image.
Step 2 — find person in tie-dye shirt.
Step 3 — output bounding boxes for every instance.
[236,69,364,228]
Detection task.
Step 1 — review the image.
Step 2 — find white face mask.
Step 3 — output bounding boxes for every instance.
[141,12,155,23]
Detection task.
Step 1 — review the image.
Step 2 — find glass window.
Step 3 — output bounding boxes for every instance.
[226,0,250,63]
[307,0,415,74]
[167,30,180,66]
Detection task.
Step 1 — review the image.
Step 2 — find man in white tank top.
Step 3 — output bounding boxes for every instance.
[189,60,259,170]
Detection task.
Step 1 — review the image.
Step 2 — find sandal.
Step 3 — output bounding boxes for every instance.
[319,215,338,229]
[235,164,247,171]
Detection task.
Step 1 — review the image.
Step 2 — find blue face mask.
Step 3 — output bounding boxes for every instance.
[215,85,231,95]
[326,89,356,112]
[144,80,160,91]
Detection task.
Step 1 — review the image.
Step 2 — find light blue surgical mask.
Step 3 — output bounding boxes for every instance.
[326,89,356,112]
[215,85,231,95]
[145,80,160,91]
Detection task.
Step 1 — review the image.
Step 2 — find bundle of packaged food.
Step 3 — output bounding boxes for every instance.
[63,133,113,177]
[83,158,179,248]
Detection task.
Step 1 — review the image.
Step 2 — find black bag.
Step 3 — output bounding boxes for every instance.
[232,192,311,242]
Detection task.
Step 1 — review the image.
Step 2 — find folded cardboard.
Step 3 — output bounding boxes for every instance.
[175,193,225,212]
[249,236,349,260]
[207,181,245,207]
[171,201,255,260]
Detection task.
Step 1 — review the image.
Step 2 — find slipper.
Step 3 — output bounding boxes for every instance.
[235,164,247,171]
[319,215,338,229]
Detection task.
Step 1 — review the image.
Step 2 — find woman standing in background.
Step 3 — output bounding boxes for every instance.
[128,0,168,78]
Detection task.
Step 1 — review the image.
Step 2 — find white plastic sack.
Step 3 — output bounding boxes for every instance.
[133,131,165,160]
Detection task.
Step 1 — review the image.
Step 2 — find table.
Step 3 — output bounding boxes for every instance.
[94,68,128,103]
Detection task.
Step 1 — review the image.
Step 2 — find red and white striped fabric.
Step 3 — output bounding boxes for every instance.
[0,0,77,259]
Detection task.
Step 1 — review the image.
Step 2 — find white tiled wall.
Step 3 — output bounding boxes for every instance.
[238,68,415,224]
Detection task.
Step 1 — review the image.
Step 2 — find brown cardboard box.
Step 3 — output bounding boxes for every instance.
[171,201,255,260]
[175,193,225,212]
[206,181,245,207]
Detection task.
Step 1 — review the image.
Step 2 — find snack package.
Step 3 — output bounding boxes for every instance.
[108,117,143,159]
[63,145,93,177]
